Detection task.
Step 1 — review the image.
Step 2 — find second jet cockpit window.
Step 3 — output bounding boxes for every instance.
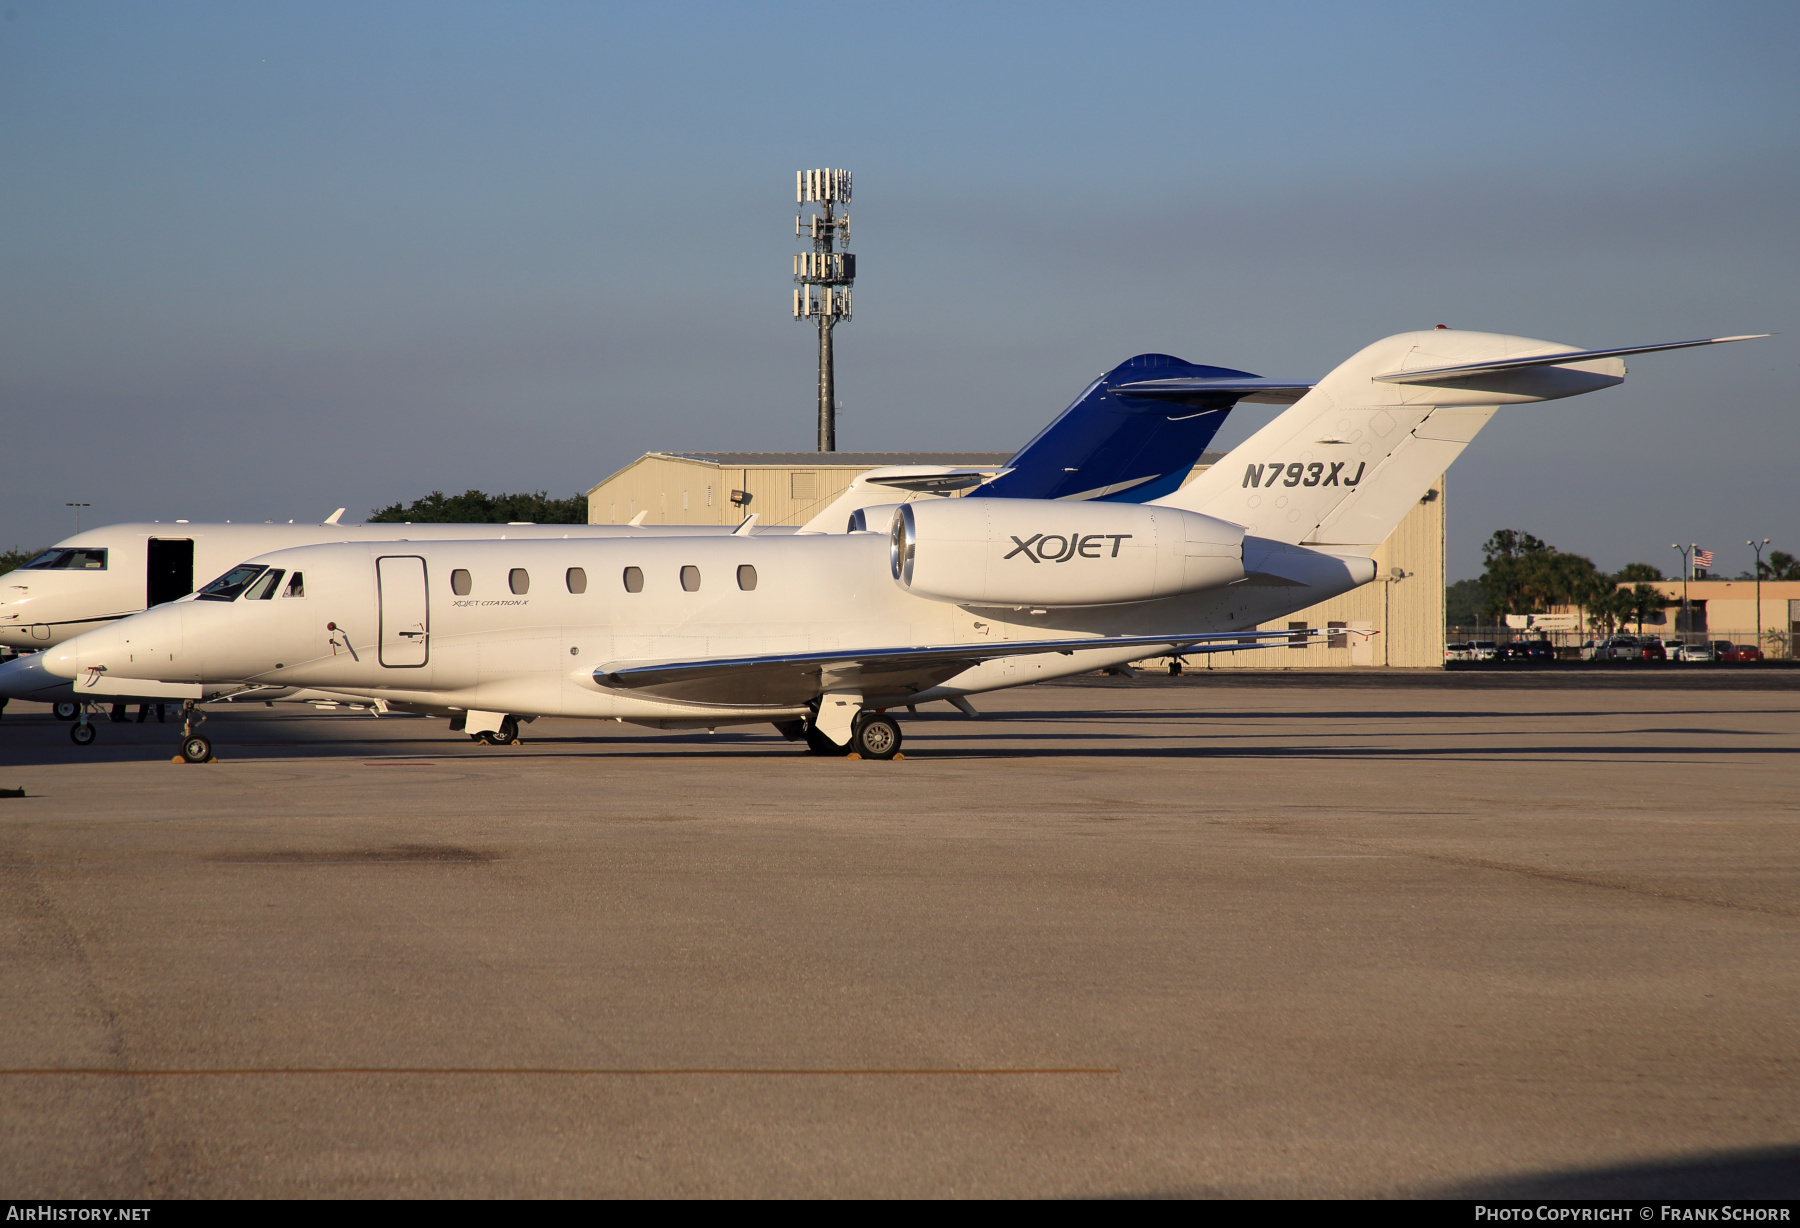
[242,569,285,601]
[196,564,268,601]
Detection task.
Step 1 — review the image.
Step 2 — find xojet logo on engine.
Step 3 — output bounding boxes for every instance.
[1004,533,1132,563]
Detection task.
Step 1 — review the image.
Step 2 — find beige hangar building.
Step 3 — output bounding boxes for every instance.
[587,451,1447,670]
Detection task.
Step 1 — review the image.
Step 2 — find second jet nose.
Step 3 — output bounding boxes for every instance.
[41,605,188,680]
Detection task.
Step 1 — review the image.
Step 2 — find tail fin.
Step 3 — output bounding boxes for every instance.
[1150,328,1753,553]
[971,353,1304,504]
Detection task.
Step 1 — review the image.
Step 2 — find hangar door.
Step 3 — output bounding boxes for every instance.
[377,555,429,667]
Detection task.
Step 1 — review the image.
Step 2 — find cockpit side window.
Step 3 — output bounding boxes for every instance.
[243,569,285,601]
[282,572,305,598]
[196,564,268,601]
[20,548,108,571]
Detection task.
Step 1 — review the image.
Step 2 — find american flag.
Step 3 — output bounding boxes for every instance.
[1695,547,1715,570]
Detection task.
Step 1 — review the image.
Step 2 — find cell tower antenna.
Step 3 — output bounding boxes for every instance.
[792,168,854,451]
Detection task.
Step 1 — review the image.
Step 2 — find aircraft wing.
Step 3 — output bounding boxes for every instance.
[1373,335,1768,384]
[1107,376,1317,406]
[594,628,1326,707]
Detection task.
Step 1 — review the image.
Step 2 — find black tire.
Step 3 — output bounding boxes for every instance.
[54,701,80,721]
[851,714,902,760]
[804,723,850,756]
[69,722,97,746]
[179,734,212,764]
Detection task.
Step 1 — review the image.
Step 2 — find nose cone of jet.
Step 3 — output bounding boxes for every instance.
[41,604,187,680]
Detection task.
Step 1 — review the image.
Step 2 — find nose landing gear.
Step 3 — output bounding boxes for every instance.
[173,700,214,764]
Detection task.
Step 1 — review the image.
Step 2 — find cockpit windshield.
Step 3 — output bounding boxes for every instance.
[196,564,268,601]
[19,548,108,571]
[242,569,285,601]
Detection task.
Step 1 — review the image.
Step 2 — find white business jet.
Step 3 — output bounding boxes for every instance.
[44,329,1762,762]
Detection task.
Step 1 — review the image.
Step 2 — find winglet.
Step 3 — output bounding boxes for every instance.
[733,513,759,536]
[322,508,346,525]
[628,510,649,526]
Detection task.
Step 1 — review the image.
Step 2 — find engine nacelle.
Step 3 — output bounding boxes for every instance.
[891,499,1244,607]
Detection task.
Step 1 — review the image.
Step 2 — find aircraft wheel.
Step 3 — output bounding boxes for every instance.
[70,722,97,747]
[851,714,902,761]
[179,734,213,764]
[54,701,80,721]
[804,722,850,756]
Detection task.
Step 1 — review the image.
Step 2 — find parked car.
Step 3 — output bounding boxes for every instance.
[1579,639,1599,660]
[1660,639,1686,660]
[1594,636,1645,662]
[1500,639,1556,663]
[1469,640,1499,662]
[1719,642,1764,663]
[1639,639,1667,662]
[1680,643,1716,663]
[1444,642,1472,663]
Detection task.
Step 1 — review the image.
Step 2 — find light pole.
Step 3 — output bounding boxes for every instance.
[1750,538,1771,656]
[1671,543,1692,643]
[66,502,90,533]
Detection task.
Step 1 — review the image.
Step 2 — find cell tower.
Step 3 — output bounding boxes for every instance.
[792,168,854,451]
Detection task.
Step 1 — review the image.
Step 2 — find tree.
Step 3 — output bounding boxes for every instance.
[1759,550,1800,581]
[1479,529,1553,615]
[1614,562,1663,582]
[1445,578,1484,629]
[1589,585,1636,635]
[1624,582,1668,634]
[369,490,587,524]
[1,547,45,574]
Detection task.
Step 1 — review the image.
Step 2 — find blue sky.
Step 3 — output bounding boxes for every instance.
[3,1,1795,578]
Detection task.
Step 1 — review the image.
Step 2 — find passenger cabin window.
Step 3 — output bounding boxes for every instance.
[623,566,644,593]
[509,568,530,595]
[196,565,268,602]
[680,565,701,592]
[282,572,305,598]
[737,564,757,591]
[451,569,472,596]
[20,548,108,571]
[243,569,285,601]
[566,567,587,594]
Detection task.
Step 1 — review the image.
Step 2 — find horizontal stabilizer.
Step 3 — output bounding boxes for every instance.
[1108,376,1316,406]
[1375,335,1768,385]
[863,467,1005,493]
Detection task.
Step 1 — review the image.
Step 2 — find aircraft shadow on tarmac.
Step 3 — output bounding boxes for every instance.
[1435,1143,1800,1199]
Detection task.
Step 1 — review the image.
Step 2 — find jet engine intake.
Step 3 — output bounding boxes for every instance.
[891,499,1244,607]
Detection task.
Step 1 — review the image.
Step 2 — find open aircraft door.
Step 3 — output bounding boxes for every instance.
[377,555,429,667]
[147,538,194,607]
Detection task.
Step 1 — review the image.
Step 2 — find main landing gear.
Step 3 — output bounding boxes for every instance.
[475,716,520,746]
[804,710,903,761]
[454,714,520,746]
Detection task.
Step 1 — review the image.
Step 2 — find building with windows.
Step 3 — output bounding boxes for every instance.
[1634,578,1800,656]
[587,450,1448,669]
